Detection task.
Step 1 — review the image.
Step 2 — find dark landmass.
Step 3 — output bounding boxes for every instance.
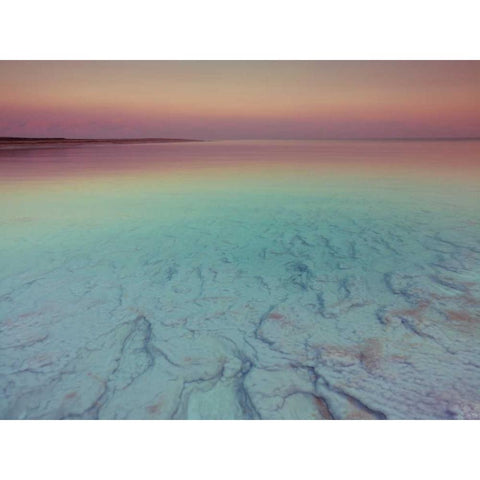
[0,137,202,146]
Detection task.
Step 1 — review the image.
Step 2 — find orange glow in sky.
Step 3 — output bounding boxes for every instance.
[1,61,479,139]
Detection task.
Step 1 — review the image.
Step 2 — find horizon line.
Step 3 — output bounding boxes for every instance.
[2,135,480,142]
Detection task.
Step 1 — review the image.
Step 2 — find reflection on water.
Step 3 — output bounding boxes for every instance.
[1,140,479,419]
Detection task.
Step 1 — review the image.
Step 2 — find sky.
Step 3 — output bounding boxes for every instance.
[0,61,479,139]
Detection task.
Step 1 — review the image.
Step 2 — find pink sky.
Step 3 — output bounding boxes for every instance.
[1,61,479,139]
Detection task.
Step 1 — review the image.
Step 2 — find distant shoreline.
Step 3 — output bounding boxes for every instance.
[0,137,203,146]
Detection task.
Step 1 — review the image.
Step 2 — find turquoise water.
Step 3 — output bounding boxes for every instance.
[1,140,480,419]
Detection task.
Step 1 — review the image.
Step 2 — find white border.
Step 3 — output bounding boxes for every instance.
[1,0,479,59]
[2,420,478,480]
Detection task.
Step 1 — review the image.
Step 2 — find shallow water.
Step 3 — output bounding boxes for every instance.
[1,140,480,419]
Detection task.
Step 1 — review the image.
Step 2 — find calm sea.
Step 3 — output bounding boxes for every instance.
[1,140,479,419]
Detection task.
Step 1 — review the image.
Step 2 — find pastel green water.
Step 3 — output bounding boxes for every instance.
[1,140,479,419]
